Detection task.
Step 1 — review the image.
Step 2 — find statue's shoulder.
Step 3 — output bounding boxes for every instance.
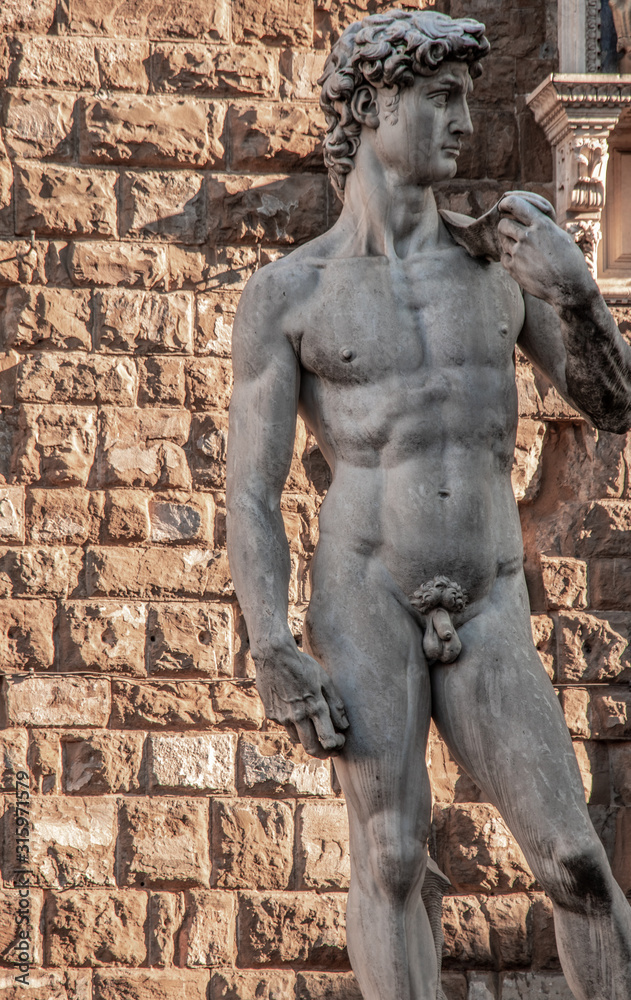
[238,232,337,319]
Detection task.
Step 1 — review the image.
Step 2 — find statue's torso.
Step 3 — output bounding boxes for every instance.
[280,242,528,601]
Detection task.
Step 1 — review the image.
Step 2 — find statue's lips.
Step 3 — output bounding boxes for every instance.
[442,146,461,155]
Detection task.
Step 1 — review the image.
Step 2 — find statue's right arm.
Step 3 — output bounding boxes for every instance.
[226,269,348,758]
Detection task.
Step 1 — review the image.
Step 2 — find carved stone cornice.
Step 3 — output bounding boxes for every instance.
[526,74,631,282]
[527,74,631,146]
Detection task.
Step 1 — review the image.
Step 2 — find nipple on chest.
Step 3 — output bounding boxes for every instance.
[499,323,509,337]
[340,348,354,362]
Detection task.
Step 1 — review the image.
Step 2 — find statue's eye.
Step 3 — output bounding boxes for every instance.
[431,92,449,107]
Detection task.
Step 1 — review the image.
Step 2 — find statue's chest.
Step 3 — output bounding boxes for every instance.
[295,256,522,386]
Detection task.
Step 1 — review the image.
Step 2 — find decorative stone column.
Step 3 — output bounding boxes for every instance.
[526,74,631,275]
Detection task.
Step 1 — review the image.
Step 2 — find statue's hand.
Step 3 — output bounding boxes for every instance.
[255,644,349,759]
[497,192,597,308]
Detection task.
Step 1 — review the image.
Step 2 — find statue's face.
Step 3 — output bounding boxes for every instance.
[370,59,473,185]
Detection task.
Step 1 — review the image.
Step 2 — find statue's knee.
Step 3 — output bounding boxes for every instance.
[367,829,427,901]
[543,841,613,912]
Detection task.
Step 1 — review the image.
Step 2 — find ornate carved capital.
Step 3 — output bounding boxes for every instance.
[526,73,631,276]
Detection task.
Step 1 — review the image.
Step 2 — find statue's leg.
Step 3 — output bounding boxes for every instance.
[431,569,631,1000]
[305,559,438,1000]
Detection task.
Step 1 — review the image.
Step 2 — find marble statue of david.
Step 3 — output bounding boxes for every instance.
[226,10,631,999]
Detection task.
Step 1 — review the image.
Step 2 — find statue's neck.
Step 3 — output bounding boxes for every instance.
[335,152,442,261]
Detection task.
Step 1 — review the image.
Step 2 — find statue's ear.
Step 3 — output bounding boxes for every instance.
[351,85,380,129]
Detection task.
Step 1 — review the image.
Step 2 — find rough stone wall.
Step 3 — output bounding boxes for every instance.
[0,1,630,999]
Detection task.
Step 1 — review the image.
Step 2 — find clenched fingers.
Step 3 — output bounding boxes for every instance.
[294,717,331,759]
[498,217,529,245]
[499,191,556,224]
[322,678,350,731]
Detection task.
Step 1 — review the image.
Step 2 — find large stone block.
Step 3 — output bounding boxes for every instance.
[206,174,328,245]
[94,289,193,353]
[148,890,184,967]
[44,889,147,966]
[589,688,631,739]
[9,37,99,90]
[86,546,232,599]
[232,0,313,45]
[80,97,226,168]
[152,43,278,96]
[118,797,211,889]
[147,601,233,676]
[556,611,631,683]
[0,888,44,968]
[4,287,92,351]
[0,598,54,670]
[26,488,97,546]
[211,679,265,730]
[435,803,537,893]
[4,675,110,727]
[211,970,295,999]
[63,730,145,794]
[102,490,150,543]
[295,799,350,890]
[97,407,191,489]
[29,730,62,794]
[178,890,235,967]
[94,39,150,92]
[5,796,117,887]
[15,164,117,238]
[188,411,228,489]
[279,50,328,101]
[540,556,587,611]
[17,354,137,406]
[120,170,206,243]
[228,103,325,172]
[211,797,294,890]
[0,546,84,598]
[110,678,215,729]
[148,497,213,544]
[1,0,57,32]
[0,970,91,1000]
[442,895,493,966]
[194,290,240,356]
[610,743,631,805]
[69,241,169,288]
[0,486,23,542]
[484,895,531,968]
[94,970,208,1000]
[58,601,147,675]
[4,92,76,160]
[590,558,631,609]
[139,357,186,407]
[572,740,610,805]
[237,891,348,968]
[294,972,363,1000]
[0,727,27,791]
[185,356,232,411]
[237,733,333,797]
[512,420,546,503]
[148,733,236,792]
[14,404,97,486]
[64,0,230,39]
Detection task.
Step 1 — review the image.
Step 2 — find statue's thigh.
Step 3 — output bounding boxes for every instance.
[431,587,591,854]
[305,572,432,827]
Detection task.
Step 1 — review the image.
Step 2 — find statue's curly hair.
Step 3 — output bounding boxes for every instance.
[319,9,490,199]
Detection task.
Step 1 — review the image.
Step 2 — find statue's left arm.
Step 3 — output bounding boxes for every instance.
[499,193,631,434]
